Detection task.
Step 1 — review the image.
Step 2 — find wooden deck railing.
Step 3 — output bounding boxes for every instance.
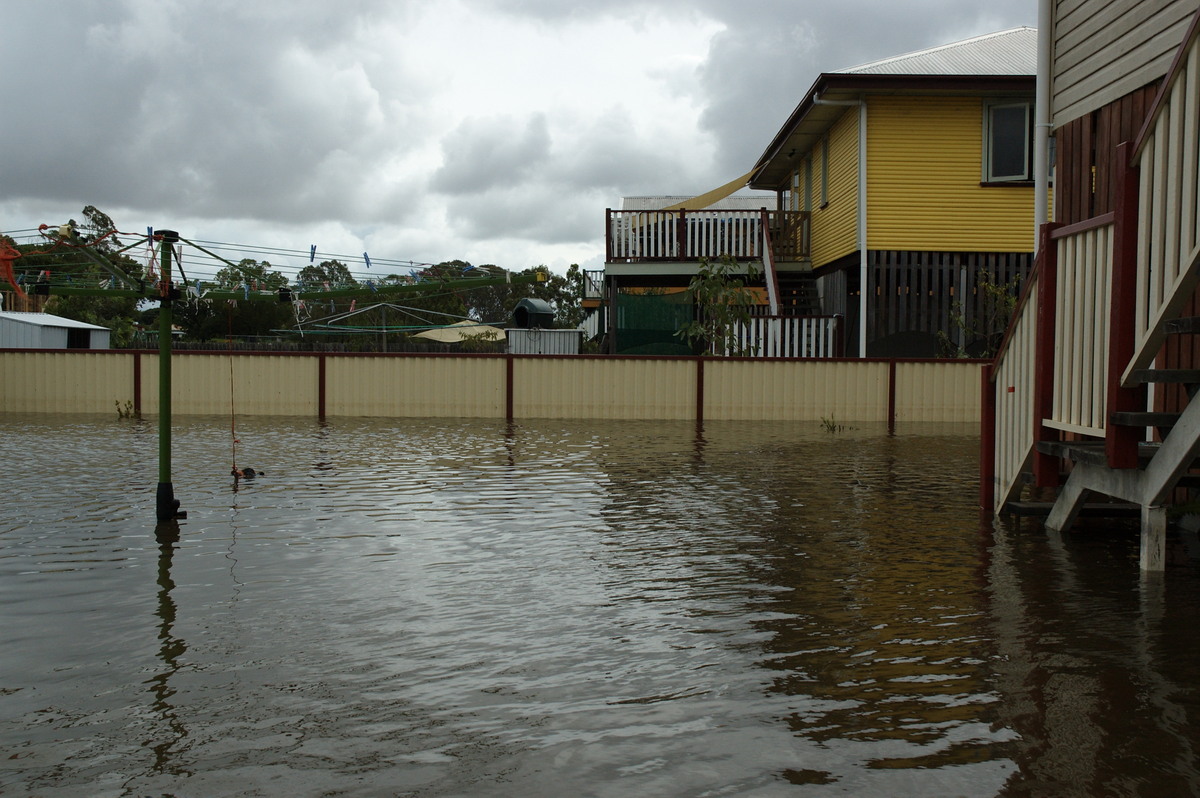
[718,315,842,358]
[606,209,810,263]
[1048,218,1115,436]
[988,254,1041,510]
[986,11,1200,511]
[1124,21,1200,381]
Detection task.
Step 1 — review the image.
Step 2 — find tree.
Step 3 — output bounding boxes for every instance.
[936,269,1022,358]
[675,255,761,356]
[174,259,294,340]
[11,205,143,346]
[461,264,584,329]
[296,259,357,290]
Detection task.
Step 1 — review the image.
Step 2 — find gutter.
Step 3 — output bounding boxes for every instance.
[814,93,869,358]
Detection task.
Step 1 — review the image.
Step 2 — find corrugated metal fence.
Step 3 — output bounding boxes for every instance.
[1,350,983,426]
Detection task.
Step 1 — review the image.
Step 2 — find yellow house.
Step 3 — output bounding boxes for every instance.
[749,27,1038,357]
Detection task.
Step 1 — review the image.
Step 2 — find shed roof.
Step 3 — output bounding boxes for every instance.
[0,311,110,331]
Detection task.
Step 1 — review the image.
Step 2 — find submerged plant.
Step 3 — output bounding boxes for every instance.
[820,415,851,433]
[115,399,139,420]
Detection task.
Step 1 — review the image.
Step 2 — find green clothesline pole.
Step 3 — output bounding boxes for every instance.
[1,234,548,523]
[155,230,185,522]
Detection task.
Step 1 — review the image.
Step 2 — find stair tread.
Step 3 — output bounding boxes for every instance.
[1035,440,1160,466]
[1110,411,1181,426]
[1003,501,1141,518]
[1164,317,1200,335]
[1128,368,1200,383]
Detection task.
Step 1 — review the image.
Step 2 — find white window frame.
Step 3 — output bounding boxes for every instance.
[983,100,1032,183]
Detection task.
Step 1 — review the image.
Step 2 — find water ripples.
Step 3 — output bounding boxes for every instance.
[3,415,1200,796]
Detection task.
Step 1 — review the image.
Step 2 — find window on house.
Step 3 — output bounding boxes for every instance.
[792,170,800,210]
[984,101,1032,182]
[803,155,813,211]
[820,138,829,205]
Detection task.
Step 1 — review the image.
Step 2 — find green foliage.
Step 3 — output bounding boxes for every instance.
[12,205,143,346]
[462,263,584,329]
[937,269,1022,358]
[115,399,140,420]
[820,415,853,433]
[175,259,294,340]
[675,255,761,356]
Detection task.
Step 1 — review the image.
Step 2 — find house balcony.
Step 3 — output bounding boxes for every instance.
[603,209,810,274]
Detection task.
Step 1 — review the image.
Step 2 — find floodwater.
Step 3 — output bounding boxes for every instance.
[2,415,1200,798]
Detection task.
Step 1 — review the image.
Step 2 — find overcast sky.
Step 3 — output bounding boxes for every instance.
[1,0,1035,277]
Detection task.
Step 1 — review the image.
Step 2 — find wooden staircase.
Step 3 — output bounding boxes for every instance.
[776,271,822,316]
[985,15,1200,573]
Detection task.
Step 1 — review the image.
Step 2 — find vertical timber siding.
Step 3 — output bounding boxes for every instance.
[1,351,985,425]
[1055,84,1159,224]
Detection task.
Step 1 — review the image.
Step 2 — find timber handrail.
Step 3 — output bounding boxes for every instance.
[1122,22,1200,382]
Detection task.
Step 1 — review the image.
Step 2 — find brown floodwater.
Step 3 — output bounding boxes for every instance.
[2,414,1199,797]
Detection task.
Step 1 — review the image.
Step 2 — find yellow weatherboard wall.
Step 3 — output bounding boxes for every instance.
[810,108,860,268]
[866,95,1034,253]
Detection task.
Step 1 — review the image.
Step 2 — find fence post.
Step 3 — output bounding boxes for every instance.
[1032,222,1061,487]
[1107,141,1144,468]
[605,209,614,262]
[980,362,997,510]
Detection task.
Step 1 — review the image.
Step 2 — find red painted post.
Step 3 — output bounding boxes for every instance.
[605,209,614,263]
[1106,141,1145,468]
[980,362,996,511]
[1032,222,1061,487]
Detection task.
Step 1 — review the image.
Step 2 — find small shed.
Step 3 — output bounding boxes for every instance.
[0,312,112,349]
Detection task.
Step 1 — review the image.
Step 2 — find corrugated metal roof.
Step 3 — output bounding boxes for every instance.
[0,311,110,330]
[621,191,776,211]
[838,27,1036,76]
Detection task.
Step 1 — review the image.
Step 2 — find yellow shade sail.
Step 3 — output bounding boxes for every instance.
[658,169,761,211]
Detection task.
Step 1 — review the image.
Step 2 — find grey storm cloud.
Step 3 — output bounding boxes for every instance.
[1,0,1037,269]
[432,114,552,195]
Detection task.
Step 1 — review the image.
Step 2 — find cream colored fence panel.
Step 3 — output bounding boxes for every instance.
[895,361,982,423]
[156,354,319,416]
[0,351,131,413]
[1051,225,1112,436]
[327,355,506,418]
[992,273,1039,511]
[704,360,889,421]
[514,357,695,419]
[1128,33,1200,378]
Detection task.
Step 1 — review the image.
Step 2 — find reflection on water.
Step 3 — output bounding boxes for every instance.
[2,415,1199,797]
